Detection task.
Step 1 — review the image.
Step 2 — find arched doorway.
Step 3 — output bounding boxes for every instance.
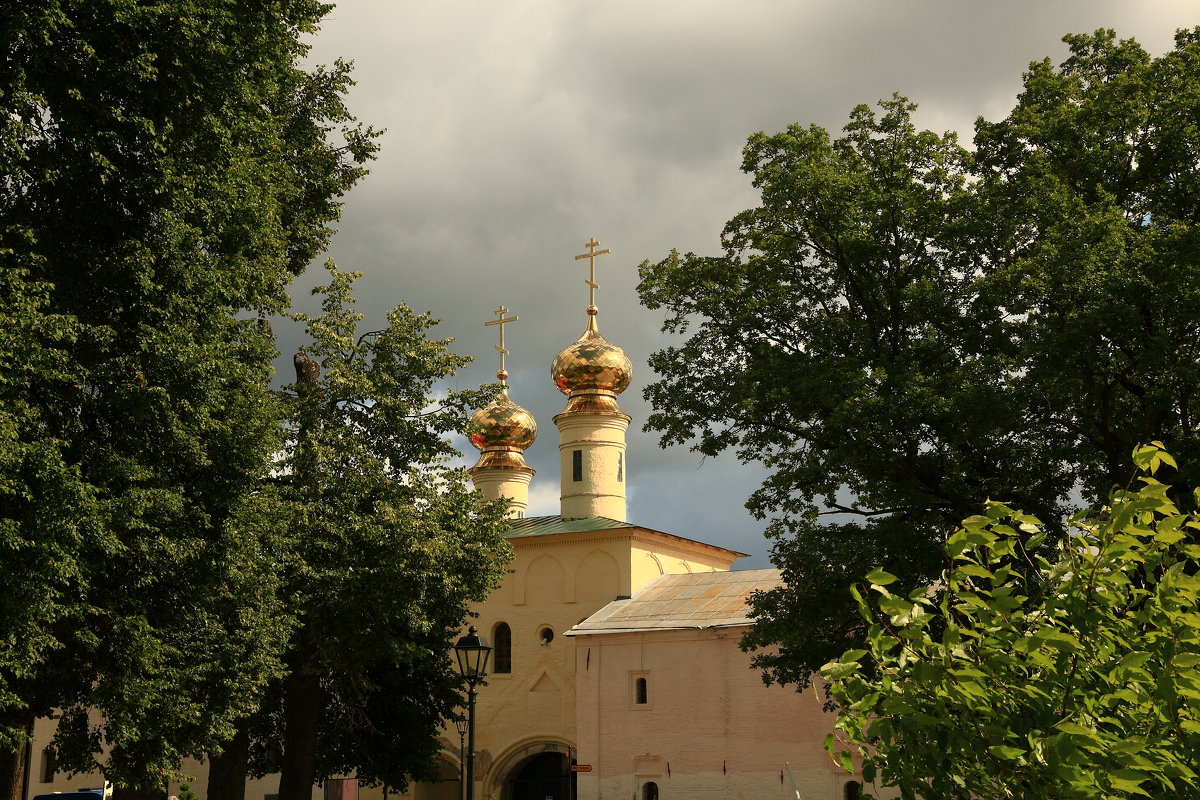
[498,751,574,800]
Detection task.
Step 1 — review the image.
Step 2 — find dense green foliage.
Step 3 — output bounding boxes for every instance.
[823,445,1200,799]
[636,29,1200,687]
[0,0,375,790]
[242,265,511,800]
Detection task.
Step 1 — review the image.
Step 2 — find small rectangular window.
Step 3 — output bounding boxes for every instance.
[572,449,583,482]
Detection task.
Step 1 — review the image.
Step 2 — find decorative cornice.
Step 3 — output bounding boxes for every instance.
[506,525,746,560]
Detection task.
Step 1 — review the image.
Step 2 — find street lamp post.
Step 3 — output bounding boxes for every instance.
[453,714,468,800]
[454,626,492,800]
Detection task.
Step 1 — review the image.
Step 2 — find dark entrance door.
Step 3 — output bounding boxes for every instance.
[508,753,572,800]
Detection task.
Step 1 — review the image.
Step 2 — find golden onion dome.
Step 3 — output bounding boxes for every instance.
[551,315,632,397]
[468,388,537,453]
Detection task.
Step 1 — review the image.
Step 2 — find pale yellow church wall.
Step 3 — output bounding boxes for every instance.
[25,715,326,800]
[169,759,325,800]
[628,536,735,593]
[458,529,740,800]
[571,628,883,800]
[464,536,618,800]
[503,535,628,606]
[27,715,107,798]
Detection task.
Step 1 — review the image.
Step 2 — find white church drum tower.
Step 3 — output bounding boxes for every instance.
[550,238,632,521]
[467,305,537,518]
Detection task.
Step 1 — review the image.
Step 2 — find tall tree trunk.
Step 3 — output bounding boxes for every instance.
[275,666,325,800]
[206,726,250,800]
[277,355,325,800]
[0,712,34,800]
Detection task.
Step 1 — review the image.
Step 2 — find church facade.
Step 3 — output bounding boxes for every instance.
[453,240,870,800]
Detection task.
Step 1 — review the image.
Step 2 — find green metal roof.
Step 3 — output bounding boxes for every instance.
[505,515,633,538]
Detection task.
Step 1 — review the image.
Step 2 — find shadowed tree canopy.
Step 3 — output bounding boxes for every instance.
[0,0,377,792]
[233,264,511,800]
[636,28,1200,689]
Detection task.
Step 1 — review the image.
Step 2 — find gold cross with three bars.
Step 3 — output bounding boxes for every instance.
[574,237,610,310]
[483,305,519,383]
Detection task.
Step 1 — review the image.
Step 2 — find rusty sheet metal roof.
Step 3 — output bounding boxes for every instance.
[566,568,783,635]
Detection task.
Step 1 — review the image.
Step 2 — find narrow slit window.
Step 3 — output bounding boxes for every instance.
[40,747,55,783]
[572,449,583,482]
[635,676,648,704]
[617,452,623,483]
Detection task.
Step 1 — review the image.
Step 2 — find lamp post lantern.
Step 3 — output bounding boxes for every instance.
[453,714,468,800]
[454,626,492,800]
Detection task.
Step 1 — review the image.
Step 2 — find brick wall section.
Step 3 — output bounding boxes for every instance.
[572,627,885,800]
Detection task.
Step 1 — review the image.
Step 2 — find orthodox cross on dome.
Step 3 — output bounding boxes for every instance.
[483,305,519,384]
[574,237,611,314]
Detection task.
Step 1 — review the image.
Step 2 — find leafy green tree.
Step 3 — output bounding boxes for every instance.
[0,0,376,793]
[822,444,1200,799]
[0,267,89,800]
[228,264,511,800]
[636,29,1200,688]
[971,29,1200,496]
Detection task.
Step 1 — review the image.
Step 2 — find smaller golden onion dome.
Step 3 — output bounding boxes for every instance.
[551,315,632,398]
[468,388,537,468]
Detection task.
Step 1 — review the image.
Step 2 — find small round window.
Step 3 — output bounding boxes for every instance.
[538,627,554,645]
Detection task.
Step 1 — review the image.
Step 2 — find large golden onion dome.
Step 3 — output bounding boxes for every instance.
[551,312,632,416]
[468,386,537,471]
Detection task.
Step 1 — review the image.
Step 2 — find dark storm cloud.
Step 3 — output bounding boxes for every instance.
[289,1,1198,568]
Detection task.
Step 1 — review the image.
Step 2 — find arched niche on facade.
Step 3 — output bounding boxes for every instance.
[525,554,566,606]
[573,549,622,611]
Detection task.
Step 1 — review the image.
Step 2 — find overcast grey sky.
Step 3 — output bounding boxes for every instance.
[289,1,1198,568]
